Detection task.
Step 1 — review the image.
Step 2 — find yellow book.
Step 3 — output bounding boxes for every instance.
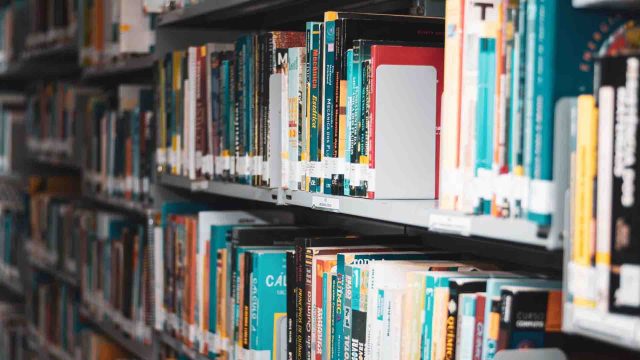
[401,271,427,360]
[573,95,598,267]
[439,0,465,211]
[171,50,185,175]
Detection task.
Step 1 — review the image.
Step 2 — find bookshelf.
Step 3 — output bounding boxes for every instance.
[80,306,155,360]
[0,0,637,359]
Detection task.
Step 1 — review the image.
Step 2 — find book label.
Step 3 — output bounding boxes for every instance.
[428,214,471,236]
[192,180,208,191]
[312,196,340,211]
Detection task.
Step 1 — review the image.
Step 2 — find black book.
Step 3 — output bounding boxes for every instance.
[599,55,640,315]
[445,278,487,360]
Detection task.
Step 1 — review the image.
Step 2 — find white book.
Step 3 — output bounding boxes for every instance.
[281,62,290,189]
[596,87,614,312]
[119,0,153,54]
[153,225,165,331]
[380,288,405,360]
[365,261,439,360]
[268,74,283,189]
[287,48,302,191]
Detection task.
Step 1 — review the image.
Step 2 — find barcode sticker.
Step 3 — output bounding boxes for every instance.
[192,180,208,191]
[311,196,340,211]
[428,214,471,236]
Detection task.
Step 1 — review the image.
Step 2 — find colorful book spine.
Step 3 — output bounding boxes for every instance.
[307,22,323,193]
[322,17,336,195]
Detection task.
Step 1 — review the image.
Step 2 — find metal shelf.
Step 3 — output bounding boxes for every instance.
[26,241,78,287]
[27,154,81,172]
[159,332,209,360]
[80,306,154,360]
[82,55,155,82]
[0,264,23,296]
[158,173,279,203]
[563,303,640,352]
[157,0,413,28]
[82,192,153,216]
[21,42,77,62]
[573,0,640,8]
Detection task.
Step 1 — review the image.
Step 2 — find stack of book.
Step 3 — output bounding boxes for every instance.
[155,12,446,200]
[24,0,77,53]
[437,0,628,232]
[78,0,156,67]
[79,210,154,345]
[82,84,155,204]
[25,82,85,162]
[567,43,640,329]
[152,207,563,360]
[26,273,81,358]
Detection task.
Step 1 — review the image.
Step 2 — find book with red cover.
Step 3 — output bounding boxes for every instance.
[367,45,444,199]
[473,293,487,360]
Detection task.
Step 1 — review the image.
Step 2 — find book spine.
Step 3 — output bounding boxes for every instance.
[242,252,252,350]
[286,251,296,360]
[332,20,344,196]
[360,60,371,198]
[308,22,323,193]
[342,266,353,360]
[294,243,306,360]
[329,273,337,360]
[497,290,514,352]
[456,294,476,360]
[298,49,308,191]
[610,56,640,315]
[508,0,527,217]
[322,20,335,195]
[351,267,366,360]
[422,276,436,360]
[440,0,465,210]
[195,46,205,180]
[485,298,501,360]
[304,249,314,360]
[527,0,557,226]
[344,49,354,196]
[596,86,614,312]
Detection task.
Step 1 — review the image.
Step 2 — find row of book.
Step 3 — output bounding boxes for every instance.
[78,209,154,345]
[437,1,631,229]
[568,53,640,318]
[0,300,27,360]
[82,84,155,204]
[156,12,445,200]
[78,0,156,67]
[26,175,80,270]
[0,208,24,275]
[26,274,80,358]
[153,206,562,360]
[25,82,79,160]
[24,0,77,51]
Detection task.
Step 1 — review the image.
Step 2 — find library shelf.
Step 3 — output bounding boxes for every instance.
[0,264,23,295]
[157,0,413,28]
[82,54,155,82]
[563,303,640,352]
[158,173,280,204]
[572,0,640,8]
[26,153,81,172]
[80,305,155,360]
[27,324,76,360]
[25,240,78,288]
[159,332,210,360]
[21,42,77,62]
[82,192,153,217]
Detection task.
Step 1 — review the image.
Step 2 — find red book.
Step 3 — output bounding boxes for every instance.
[473,293,487,360]
[367,44,444,199]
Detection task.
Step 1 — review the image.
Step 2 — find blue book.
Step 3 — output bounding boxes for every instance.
[248,250,288,359]
[481,278,561,360]
[475,38,496,215]
[524,0,623,225]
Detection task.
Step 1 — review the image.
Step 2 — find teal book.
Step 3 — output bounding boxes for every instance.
[422,272,454,360]
[342,264,354,360]
[322,20,336,195]
[207,224,234,357]
[343,49,354,196]
[524,0,622,225]
[475,38,496,215]
[508,0,527,175]
[321,271,330,360]
[307,21,323,193]
[329,273,338,360]
[481,278,561,360]
[248,250,288,360]
[457,294,477,360]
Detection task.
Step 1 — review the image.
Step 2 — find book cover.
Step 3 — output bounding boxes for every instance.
[456,293,477,360]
